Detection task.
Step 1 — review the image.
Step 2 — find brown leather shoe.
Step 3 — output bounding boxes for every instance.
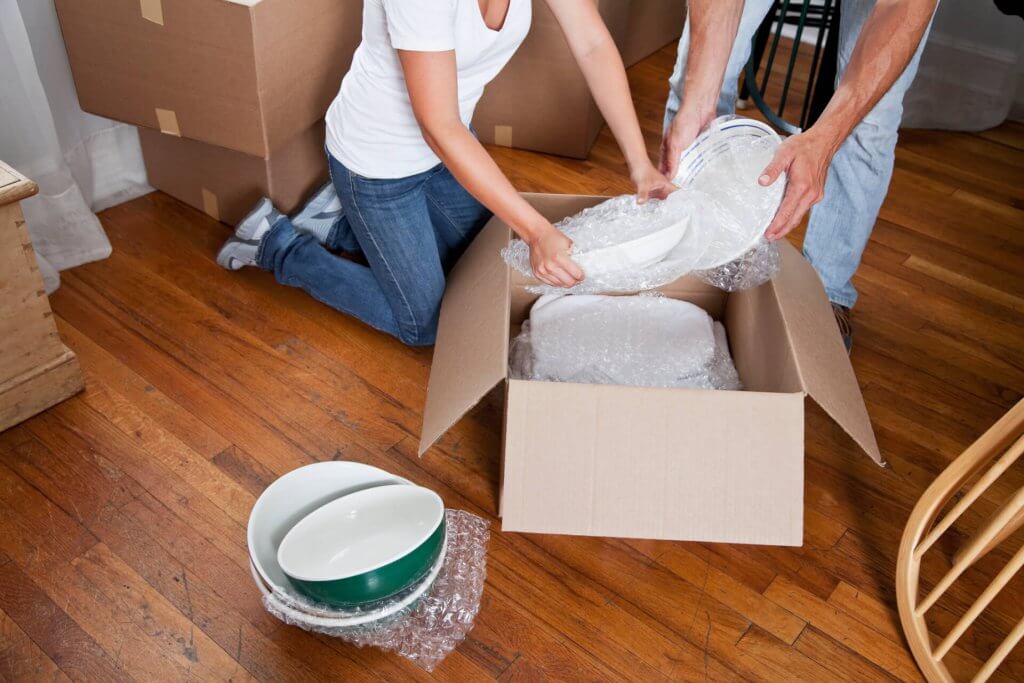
[832,303,853,353]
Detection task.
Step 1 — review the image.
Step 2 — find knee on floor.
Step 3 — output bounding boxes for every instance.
[398,323,438,347]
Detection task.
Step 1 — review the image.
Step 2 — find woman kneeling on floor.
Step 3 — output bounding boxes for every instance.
[218,0,674,346]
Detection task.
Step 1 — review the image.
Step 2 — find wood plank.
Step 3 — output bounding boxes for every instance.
[0,604,71,683]
[626,539,807,645]
[55,315,231,460]
[0,556,127,683]
[764,575,925,681]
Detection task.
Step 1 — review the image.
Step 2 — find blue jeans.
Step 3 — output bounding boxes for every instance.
[665,0,934,308]
[258,155,491,345]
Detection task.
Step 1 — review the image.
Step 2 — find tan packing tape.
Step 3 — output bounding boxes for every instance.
[155,108,181,136]
[140,0,164,25]
[201,189,220,222]
[494,125,513,148]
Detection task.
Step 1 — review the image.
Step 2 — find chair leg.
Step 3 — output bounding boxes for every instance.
[740,6,777,104]
[954,499,1024,566]
[807,0,841,127]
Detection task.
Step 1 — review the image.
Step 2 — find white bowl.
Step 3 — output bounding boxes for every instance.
[251,534,447,628]
[277,485,444,583]
[247,461,410,596]
[673,117,785,269]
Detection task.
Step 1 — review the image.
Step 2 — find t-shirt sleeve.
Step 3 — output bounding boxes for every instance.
[382,0,457,52]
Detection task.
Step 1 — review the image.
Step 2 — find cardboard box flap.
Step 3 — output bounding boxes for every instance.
[419,219,512,455]
[502,380,805,544]
[772,242,881,463]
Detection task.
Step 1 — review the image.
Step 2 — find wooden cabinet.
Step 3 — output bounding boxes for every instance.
[0,160,83,431]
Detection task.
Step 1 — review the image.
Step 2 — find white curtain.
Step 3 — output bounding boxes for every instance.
[0,0,150,293]
[902,0,1024,130]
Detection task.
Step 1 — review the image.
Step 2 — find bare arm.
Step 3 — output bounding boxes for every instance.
[398,49,583,287]
[761,0,937,239]
[544,0,675,202]
[660,0,744,178]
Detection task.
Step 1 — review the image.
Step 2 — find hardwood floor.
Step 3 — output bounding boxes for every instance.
[2,42,1024,681]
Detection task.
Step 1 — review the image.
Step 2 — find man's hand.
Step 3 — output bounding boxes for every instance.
[528,226,584,288]
[758,130,840,241]
[755,0,937,241]
[632,163,677,204]
[659,109,716,180]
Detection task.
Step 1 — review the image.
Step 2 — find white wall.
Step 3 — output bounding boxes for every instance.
[902,0,1024,129]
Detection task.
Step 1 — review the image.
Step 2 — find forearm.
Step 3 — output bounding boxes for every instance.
[808,0,936,151]
[574,32,649,172]
[682,0,744,116]
[422,122,549,243]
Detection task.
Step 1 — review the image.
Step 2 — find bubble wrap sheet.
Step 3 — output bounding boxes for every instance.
[501,119,784,294]
[695,238,781,292]
[261,510,489,671]
[509,294,741,391]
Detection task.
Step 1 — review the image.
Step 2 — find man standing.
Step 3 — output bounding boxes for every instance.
[660,0,938,350]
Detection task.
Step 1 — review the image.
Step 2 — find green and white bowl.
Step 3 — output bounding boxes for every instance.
[277,485,446,607]
[251,534,448,627]
[247,461,411,600]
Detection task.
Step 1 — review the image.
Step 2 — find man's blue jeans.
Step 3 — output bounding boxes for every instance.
[665,0,933,308]
[258,155,491,345]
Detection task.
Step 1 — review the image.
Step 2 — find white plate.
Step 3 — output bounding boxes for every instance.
[252,534,447,628]
[526,294,716,386]
[674,117,785,270]
[574,217,689,278]
[278,485,444,582]
[247,461,411,596]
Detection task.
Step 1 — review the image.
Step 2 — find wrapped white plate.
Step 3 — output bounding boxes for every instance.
[674,117,786,270]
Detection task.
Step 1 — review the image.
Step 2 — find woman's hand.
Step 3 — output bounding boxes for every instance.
[632,163,677,204]
[528,226,584,288]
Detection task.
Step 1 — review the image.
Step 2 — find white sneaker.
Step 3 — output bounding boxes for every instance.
[216,236,261,270]
[292,182,343,244]
[235,197,277,241]
[217,197,282,270]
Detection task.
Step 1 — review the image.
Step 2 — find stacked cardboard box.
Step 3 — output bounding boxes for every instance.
[474,1,687,159]
[58,1,687,204]
[622,1,687,67]
[472,0,631,159]
[419,194,881,546]
[55,0,363,224]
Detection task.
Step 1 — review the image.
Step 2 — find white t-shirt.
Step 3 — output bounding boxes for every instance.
[325,0,531,179]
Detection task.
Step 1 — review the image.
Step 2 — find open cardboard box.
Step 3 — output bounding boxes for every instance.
[419,194,880,546]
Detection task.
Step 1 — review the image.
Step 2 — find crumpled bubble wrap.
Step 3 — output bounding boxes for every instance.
[261,510,489,672]
[707,321,743,391]
[509,294,740,391]
[695,238,781,292]
[501,120,783,294]
[501,191,707,295]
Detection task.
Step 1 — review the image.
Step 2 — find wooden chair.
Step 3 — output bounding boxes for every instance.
[896,400,1024,682]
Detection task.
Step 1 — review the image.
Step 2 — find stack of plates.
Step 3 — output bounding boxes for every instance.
[673,117,786,270]
[558,117,784,286]
[248,461,447,628]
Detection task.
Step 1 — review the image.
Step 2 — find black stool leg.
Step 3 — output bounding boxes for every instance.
[807,0,841,128]
[740,5,778,105]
